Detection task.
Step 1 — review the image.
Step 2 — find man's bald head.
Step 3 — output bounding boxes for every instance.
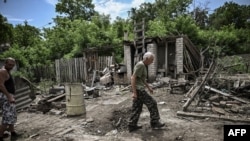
[4,57,16,71]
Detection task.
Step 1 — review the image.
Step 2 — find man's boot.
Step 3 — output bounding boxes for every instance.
[151,121,165,129]
[10,131,22,141]
[128,125,142,132]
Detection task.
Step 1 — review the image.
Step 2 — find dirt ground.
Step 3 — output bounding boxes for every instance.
[6,86,249,141]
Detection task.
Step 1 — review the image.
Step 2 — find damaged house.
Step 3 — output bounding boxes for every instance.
[123,35,201,82]
[123,19,201,83]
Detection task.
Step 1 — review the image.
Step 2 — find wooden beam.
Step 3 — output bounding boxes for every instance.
[182,61,215,111]
[47,94,66,103]
[177,111,250,123]
[205,85,250,104]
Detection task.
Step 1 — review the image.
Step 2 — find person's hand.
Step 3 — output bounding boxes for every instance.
[148,87,153,94]
[132,92,137,100]
[7,94,15,103]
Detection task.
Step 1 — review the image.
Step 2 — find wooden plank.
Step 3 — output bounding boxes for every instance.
[98,56,101,70]
[57,128,74,136]
[59,59,63,82]
[134,21,144,26]
[83,53,87,83]
[91,70,96,87]
[74,58,77,82]
[177,111,250,123]
[184,83,196,97]
[105,56,108,68]
[108,56,110,67]
[106,56,108,68]
[79,58,81,82]
[59,60,65,82]
[68,59,70,82]
[55,59,60,82]
[183,61,215,111]
[211,106,227,115]
[47,94,66,103]
[76,58,78,82]
[79,58,83,82]
[71,58,74,82]
[66,59,69,82]
[80,58,83,82]
[205,85,250,104]
[134,29,144,33]
[71,59,74,82]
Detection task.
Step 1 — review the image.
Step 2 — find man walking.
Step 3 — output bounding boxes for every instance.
[128,52,165,132]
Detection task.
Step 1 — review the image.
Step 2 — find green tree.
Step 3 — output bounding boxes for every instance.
[91,13,111,30]
[0,43,29,67]
[208,2,250,29]
[147,15,199,41]
[146,19,167,37]
[0,14,13,44]
[154,0,192,23]
[191,7,209,29]
[13,21,41,49]
[109,17,132,62]
[129,0,193,35]
[45,19,109,59]
[197,24,250,56]
[112,17,131,39]
[44,21,77,59]
[56,0,96,21]
[129,2,156,24]
[1,20,50,69]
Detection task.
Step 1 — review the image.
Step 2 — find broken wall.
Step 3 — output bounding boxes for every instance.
[176,37,184,76]
[147,42,158,82]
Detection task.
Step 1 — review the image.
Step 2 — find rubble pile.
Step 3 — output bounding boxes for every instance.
[28,92,66,114]
[178,61,250,123]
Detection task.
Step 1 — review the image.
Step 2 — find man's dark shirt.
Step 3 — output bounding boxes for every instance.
[4,74,15,94]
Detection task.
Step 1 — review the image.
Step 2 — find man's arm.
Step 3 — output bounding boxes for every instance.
[143,80,153,94]
[0,70,15,102]
[131,74,137,99]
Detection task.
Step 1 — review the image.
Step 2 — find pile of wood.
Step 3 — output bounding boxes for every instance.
[177,60,250,123]
[183,36,201,73]
[28,92,66,114]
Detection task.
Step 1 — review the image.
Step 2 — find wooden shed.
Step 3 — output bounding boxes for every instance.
[123,35,201,82]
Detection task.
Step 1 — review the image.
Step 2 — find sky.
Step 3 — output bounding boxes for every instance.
[0,0,249,28]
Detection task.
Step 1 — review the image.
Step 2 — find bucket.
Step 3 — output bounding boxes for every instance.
[65,83,86,116]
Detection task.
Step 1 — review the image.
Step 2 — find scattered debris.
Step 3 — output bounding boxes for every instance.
[29,133,40,138]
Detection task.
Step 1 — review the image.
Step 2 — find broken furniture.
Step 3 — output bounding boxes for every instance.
[82,83,99,98]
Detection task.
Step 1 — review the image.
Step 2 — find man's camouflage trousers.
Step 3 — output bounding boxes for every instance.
[128,89,160,126]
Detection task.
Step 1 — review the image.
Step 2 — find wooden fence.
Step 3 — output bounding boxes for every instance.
[55,56,113,83]
[55,57,85,83]
[97,56,113,71]
[27,65,55,82]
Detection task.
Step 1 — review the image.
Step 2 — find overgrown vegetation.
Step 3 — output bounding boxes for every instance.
[0,0,249,81]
